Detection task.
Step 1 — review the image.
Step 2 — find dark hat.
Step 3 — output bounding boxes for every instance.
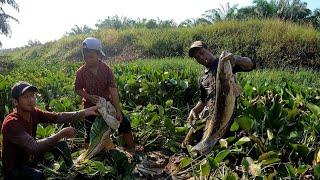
[188,41,208,57]
[11,81,38,99]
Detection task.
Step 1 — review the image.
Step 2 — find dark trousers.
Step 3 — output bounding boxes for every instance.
[6,166,44,180]
[84,114,132,144]
[6,141,72,180]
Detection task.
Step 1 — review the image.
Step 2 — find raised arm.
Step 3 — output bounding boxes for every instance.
[232,55,255,71]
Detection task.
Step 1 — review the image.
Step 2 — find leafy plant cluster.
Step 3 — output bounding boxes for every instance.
[0,58,319,178]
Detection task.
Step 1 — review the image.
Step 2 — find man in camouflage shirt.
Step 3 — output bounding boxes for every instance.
[182,41,255,148]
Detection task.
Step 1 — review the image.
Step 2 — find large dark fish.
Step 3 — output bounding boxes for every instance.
[191,51,239,154]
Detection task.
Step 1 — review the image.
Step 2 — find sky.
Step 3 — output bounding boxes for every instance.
[1,0,319,49]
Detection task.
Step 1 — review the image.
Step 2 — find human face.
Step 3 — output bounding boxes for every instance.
[193,48,215,68]
[16,90,37,112]
[83,50,100,67]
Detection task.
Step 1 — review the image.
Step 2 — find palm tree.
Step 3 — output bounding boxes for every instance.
[0,0,19,46]
[277,0,311,22]
[253,0,278,18]
[236,6,256,20]
[307,8,320,30]
[66,25,92,36]
[201,2,238,23]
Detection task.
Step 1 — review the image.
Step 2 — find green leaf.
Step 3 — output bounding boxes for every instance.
[261,158,281,166]
[289,131,298,139]
[291,144,310,156]
[207,156,219,169]
[157,105,164,117]
[130,112,140,128]
[222,171,238,180]
[175,126,187,135]
[214,149,230,163]
[258,151,278,161]
[306,103,320,116]
[187,145,197,158]
[288,108,299,120]
[219,139,228,148]
[236,116,254,131]
[296,164,309,175]
[243,83,253,97]
[285,163,297,177]
[165,99,173,107]
[164,118,175,133]
[235,137,251,146]
[200,160,211,176]
[179,157,192,169]
[314,165,320,178]
[230,121,239,131]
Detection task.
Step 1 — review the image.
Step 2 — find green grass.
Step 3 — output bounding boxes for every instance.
[2,19,320,69]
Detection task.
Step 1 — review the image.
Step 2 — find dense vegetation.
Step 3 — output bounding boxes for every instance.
[0,58,319,178]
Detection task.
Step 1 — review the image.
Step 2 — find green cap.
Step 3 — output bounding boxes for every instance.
[188,41,208,57]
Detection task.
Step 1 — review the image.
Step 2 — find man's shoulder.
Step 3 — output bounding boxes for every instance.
[2,112,19,132]
[99,61,113,73]
[76,65,86,75]
[31,107,44,115]
[99,61,111,69]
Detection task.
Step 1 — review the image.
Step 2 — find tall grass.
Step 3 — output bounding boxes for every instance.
[2,19,319,69]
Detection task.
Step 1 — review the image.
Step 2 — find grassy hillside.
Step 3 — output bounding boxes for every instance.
[2,19,320,69]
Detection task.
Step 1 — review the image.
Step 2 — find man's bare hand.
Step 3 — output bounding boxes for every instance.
[88,95,100,104]
[116,111,123,123]
[187,109,197,124]
[85,106,99,116]
[58,127,76,139]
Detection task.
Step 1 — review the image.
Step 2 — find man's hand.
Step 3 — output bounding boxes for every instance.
[85,106,99,116]
[229,54,236,66]
[116,111,123,123]
[58,127,76,139]
[221,52,235,64]
[187,109,197,124]
[88,95,100,104]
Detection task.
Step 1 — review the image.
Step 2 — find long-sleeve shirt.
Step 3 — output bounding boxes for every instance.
[1,107,85,175]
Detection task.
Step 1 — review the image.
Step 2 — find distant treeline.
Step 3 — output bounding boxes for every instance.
[64,0,320,36]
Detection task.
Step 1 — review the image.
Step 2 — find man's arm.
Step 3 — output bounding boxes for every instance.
[4,122,75,156]
[231,55,255,71]
[37,107,98,124]
[187,101,205,123]
[75,89,100,104]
